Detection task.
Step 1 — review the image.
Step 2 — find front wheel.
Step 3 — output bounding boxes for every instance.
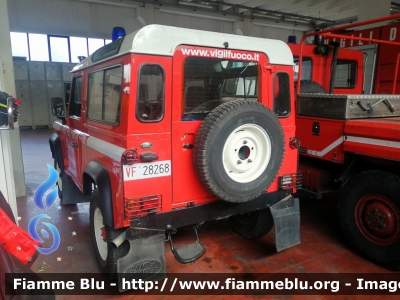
[338,171,400,269]
[90,189,129,279]
[229,209,274,239]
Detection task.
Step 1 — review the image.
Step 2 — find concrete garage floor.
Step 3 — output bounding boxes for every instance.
[15,128,395,300]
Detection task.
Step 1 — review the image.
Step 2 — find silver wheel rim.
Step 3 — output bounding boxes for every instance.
[93,207,108,261]
[222,124,271,183]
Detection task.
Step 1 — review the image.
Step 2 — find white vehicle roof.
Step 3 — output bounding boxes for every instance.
[73,24,294,71]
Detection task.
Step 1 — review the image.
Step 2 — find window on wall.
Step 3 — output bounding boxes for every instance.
[49,36,70,62]
[10,32,111,62]
[88,38,106,55]
[10,32,29,58]
[29,34,49,61]
[70,37,88,63]
[88,65,122,124]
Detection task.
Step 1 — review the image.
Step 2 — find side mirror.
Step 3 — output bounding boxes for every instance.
[0,95,15,130]
[51,97,65,117]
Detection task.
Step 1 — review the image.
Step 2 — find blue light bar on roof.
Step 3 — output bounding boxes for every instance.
[112,27,126,41]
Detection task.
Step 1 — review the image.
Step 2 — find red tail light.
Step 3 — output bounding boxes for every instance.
[279,172,302,190]
[122,149,138,165]
[124,194,162,220]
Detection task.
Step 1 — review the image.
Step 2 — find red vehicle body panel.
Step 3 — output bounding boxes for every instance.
[344,118,400,161]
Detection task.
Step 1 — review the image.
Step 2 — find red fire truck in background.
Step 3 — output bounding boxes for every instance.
[324,18,400,95]
[292,14,400,270]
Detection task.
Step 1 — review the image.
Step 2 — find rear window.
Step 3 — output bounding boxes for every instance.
[182,57,259,120]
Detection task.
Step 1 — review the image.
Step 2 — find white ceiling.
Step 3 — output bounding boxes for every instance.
[75,0,400,30]
[128,0,400,28]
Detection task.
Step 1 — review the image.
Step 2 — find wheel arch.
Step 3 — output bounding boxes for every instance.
[83,161,114,228]
[337,156,400,183]
[49,133,64,170]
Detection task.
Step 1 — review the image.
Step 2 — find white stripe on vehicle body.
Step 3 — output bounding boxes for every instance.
[346,136,400,149]
[86,136,126,162]
[53,121,126,161]
[307,136,345,157]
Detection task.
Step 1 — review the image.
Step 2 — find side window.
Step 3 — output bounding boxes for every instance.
[136,65,164,122]
[88,65,122,124]
[335,60,357,88]
[273,72,290,117]
[69,77,82,117]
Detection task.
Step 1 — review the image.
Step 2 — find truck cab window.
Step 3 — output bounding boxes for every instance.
[273,72,290,117]
[136,65,165,122]
[69,76,82,117]
[335,60,357,88]
[293,57,312,81]
[183,57,259,120]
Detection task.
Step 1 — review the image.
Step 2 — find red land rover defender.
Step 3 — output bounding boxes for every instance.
[49,25,301,284]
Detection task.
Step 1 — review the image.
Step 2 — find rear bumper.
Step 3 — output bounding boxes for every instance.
[129,189,292,230]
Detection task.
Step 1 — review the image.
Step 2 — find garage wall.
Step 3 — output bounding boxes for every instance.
[7,0,305,42]
[13,59,76,129]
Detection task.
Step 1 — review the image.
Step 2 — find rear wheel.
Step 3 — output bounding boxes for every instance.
[229,208,274,239]
[338,171,400,269]
[90,189,129,279]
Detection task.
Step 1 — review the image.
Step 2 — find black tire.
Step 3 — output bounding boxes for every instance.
[90,189,129,279]
[296,80,327,94]
[193,99,285,203]
[338,170,400,269]
[54,158,63,201]
[229,208,274,239]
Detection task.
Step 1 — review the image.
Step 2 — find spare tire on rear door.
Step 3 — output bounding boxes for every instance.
[193,99,285,203]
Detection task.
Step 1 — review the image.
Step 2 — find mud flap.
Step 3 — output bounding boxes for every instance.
[62,173,87,204]
[116,228,166,292]
[270,195,300,252]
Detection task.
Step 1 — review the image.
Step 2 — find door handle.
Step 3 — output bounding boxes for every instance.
[71,142,78,149]
[139,152,158,162]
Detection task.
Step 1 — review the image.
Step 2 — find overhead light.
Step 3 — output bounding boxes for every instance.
[253,13,282,21]
[285,17,312,25]
[159,9,238,22]
[73,0,137,9]
[179,1,214,9]
[253,21,311,32]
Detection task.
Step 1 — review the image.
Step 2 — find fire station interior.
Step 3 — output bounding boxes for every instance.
[1,0,400,299]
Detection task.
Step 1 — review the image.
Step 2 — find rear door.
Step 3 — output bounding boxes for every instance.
[64,75,84,186]
[170,46,265,207]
